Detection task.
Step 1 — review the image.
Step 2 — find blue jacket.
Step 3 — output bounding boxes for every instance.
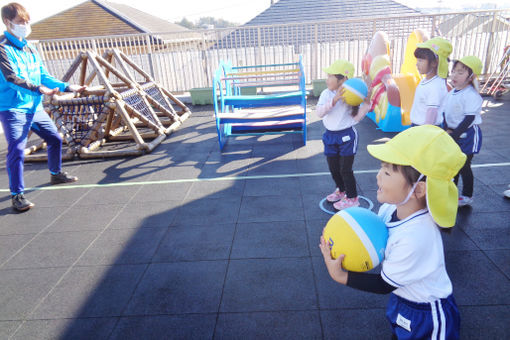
[0,30,68,113]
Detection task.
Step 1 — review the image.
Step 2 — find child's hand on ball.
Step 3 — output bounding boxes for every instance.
[320,236,348,284]
[332,87,345,106]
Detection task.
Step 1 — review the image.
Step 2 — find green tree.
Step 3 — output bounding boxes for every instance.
[176,17,239,30]
[176,17,195,29]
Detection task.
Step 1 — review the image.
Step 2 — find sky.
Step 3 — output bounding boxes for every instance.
[7,0,510,26]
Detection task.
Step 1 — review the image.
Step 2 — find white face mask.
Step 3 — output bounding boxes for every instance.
[10,21,31,39]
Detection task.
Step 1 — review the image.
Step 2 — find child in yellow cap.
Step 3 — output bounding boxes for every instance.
[441,56,483,207]
[320,125,465,339]
[410,37,452,126]
[316,59,370,210]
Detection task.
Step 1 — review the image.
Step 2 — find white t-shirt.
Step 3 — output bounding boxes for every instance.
[441,85,483,129]
[410,76,448,126]
[316,89,358,131]
[378,204,453,303]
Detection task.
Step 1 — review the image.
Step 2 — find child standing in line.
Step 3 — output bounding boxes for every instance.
[442,56,483,207]
[410,37,452,126]
[320,125,465,339]
[316,59,370,210]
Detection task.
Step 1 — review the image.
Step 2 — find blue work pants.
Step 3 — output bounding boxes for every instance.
[0,110,62,195]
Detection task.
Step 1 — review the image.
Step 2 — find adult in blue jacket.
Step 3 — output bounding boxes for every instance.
[0,3,85,211]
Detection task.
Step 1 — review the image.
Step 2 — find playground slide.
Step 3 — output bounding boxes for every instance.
[364,30,428,131]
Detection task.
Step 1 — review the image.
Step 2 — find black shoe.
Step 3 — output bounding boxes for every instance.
[12,193,35,211]
[51,171,78,185]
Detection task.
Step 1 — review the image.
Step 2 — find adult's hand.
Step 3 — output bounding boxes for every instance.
[67,84,87,93]
[39,85,59,96]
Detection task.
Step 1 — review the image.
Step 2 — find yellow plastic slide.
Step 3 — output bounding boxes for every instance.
[393,29,428,126]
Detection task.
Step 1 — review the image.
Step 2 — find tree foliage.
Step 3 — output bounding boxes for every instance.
[176,17,239,30]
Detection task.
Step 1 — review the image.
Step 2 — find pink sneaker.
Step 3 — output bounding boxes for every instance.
[326,189,346,203]
[333,196,360,210]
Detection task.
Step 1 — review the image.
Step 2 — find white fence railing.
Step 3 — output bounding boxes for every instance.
[33,9,510,93]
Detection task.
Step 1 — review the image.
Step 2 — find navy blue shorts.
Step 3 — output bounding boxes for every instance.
[322,127,358,157]
[386,293,460,340]
[457,125,482,155]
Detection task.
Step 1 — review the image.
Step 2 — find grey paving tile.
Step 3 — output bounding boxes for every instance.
[215,311,322,339]
[305,218,330,258]
[484,249,510,278]
[0,321,21,339]
[354,171,379,192]
[173,197,241,226]
[321,309,391,339]
[456,211,510,249]
[77,227,167,266]
[110,314,216,340]
[2,230,100,269]
[446,250,510,306]
[220,258,317,312]
[238,195,305,223]
[301,191,337,220]
[243,177,300,197]
[76,186,141,206]
[0,234,36,265]
[440,226,479,251]
[153,224,235,262]
[473,166,510,187]
[246,158,298,176]
[0,206,68,235]
[299,174,333,196]
[311,256,387,309]
[109,201,180,229]
[46,204,125,232]
[0,195,13,213]
[459,305,510,339]
[11,317,117,340]
[199,159,254,178]
[187,179,246,200]
[28,188,90,208]
[131,182,192,202]
[150,164,204,181]
[0,267,66,320]
[231,221,309,259]
[31,264,146,319]
[124,261,227,315]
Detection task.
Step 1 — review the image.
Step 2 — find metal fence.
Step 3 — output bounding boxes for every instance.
[33,9,510,93]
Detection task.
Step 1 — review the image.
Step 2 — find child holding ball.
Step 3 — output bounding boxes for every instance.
[410,37,452,126]
[442,56,483,207]
[316,59,370,210]
[320,125,465,339]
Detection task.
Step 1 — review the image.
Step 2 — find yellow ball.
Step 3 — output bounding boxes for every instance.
[342,78,368,107]
[323,207,388,272]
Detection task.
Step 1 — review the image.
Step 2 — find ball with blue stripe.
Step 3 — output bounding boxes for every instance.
[342,78,368,106]
[323,207,388,272]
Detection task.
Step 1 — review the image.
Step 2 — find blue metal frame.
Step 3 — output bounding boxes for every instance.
[212,56,307,150]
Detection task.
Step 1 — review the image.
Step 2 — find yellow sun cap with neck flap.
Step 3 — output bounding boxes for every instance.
[323,59,355,78]
[367,125,466,227]
[416,37,453,79]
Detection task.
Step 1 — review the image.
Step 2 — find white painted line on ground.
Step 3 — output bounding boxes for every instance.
[1,162,509,193]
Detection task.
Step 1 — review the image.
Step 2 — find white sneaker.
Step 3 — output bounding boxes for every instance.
[504,189,510,199]
[458,195,473,207]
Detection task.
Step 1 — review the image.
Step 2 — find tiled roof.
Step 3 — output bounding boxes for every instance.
[245,0,419,26]
[216,0,421,48]
[29,0,187,40]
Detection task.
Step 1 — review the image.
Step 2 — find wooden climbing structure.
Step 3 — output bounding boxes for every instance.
[25,49,191,160]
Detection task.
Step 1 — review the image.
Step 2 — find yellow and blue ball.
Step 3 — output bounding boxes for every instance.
[323,207,388,272]
[342,78,368,106]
